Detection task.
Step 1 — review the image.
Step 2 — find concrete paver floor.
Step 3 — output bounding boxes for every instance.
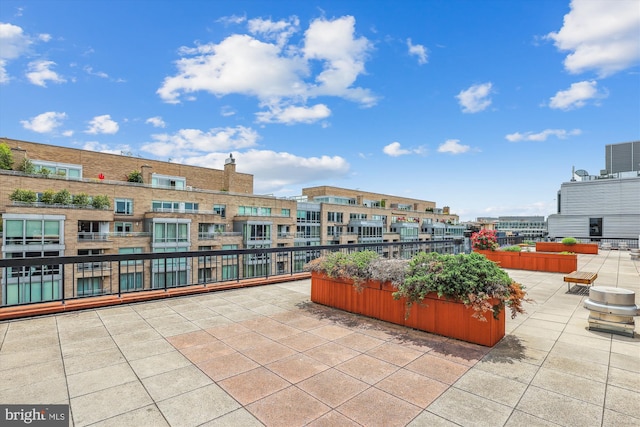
[1,250,638,426]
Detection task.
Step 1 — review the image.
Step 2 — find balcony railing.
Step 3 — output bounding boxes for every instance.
[0,240,465,308]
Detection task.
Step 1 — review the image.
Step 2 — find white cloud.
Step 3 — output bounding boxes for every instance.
[256,104,331,124]
[546,0,640,77]
[140,126,259,157]
[38,33,51,42]
[0,22,31,83]
[0,22,31,60]
[26,60,66,86]
[456,82,493,113]
[220,106,236,117]
[248,16,299,47]
[145,116,166,128]
[548,80,606,110]
[505,128,582,142]
[217,15,246,25]
[86,114,119,134]
[182,149,350,194]
[437,139,470,154]
[20,111,67,133]
[382,142,426,157]
[157,15,376,119]
[83,141,134,155]
[84,66,109,79]
[407,38,427,64]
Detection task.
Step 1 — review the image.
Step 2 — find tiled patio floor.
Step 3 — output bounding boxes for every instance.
[1,250,639,426]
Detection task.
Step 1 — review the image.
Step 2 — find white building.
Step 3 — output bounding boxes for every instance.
[547,141,640,240]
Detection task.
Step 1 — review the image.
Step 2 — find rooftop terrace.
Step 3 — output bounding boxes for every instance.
[1,250,638,426]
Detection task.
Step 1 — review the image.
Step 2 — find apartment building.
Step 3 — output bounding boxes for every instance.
[0,138,459,305]
[296,186,462,247]
[495,216,547,239]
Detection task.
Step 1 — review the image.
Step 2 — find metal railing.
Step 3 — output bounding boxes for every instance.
[0,239,465,308]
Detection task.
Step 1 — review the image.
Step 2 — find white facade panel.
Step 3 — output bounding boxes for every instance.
[560,177,640,216]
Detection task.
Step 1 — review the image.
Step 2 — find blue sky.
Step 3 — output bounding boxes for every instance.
[1,0,639,221]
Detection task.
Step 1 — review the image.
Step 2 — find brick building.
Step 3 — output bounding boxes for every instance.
[0,138,459,305]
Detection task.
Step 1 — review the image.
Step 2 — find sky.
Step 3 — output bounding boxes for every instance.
[1,0,639,222]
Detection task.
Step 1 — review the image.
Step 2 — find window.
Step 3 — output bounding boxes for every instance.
[589,218,603,237]
[114,222,133,233]
[119,247,143,265]
[115,199,133,215]
[32,160,82,179]
[3,218,62,245]
[327,212,343,223]
[243,224,271,241]
[350,213,367,220]
[77,278,102,296]
[154,222,189,243]
[213,204,226,218]
[120,272,143,291]
[151,174,186,189]
[281,208,290,217]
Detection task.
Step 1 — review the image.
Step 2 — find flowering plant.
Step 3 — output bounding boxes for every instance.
[471,229,499,251]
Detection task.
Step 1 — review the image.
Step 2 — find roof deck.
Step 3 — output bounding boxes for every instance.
[1,250,638,426]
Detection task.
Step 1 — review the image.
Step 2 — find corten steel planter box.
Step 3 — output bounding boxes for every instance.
[311,272,505,347]
[475,250,577,273]
[535,242,598,254]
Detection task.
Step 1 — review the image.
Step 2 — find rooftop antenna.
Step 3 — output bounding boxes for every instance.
[570,166,576,181]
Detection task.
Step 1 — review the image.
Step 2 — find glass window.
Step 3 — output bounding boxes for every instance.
[115,199,133,215]
[213,204,226,218]
[589,218,603,237]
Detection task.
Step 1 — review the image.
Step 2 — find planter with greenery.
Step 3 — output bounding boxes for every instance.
[536,238,598,254]
[305,250,528,346]
[472,229,578,272]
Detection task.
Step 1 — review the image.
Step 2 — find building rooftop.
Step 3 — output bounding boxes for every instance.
[1,250,639,426]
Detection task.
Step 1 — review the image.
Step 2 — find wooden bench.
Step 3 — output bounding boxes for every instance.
[564,271,597,292]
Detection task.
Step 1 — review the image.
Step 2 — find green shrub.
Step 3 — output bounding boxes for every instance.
[503,245,522,252]
[127,170,143,183]
[41,189,56,204]
[561,237,577,245]
[39,167,51,177]
[9,188,37,203]
[305,250,380,289]
[91,195,111,209]
[18,158,35,174]
[72,193,90,206]
[0,142,13,170]
[52,189,71,205]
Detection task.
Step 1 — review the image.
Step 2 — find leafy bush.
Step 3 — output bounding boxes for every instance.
[0,142,13,170]
[41,189,56,204]
[127,170,143,183]
[39,167,51,177]
[72,193,90,206]
[52,189,71,205]
[305,250,380,289]
[394,252,528,321]
[503,245,522,252]
[9,188,37,203]
[561,237,577,245]
[91,195,111,209]
[18,158,35,174]
[471,229,499,251]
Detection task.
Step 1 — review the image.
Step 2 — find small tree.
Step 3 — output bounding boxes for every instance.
[0,142,13,170]
[127,170,143,183]
[19,158,35,174]
[91,195,111,209]
[52,189,71,205]
[9,189,37,203]
[39,167,51,177]
[72,192,90,206]
[41,189,56,204]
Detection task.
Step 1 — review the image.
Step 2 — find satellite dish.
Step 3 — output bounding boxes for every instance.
[575,169,589,177]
